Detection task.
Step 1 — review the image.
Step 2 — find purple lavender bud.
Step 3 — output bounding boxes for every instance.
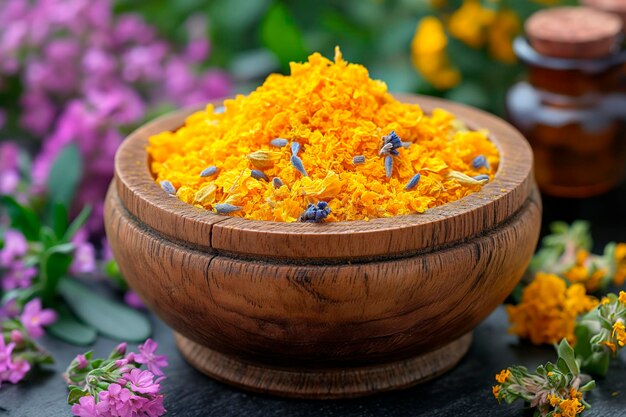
[251,169,269,181]
[270,138,288,147]
[200,166,217,177]
[290,155,307,176]
[384,155,393,178]
[160,180,176,195]
[298,201,331,223]
[405,173,421,190]
[380,131,403,156]
[352,155,365,165]
[472,155,490,170]
[291,142,301,156]
[272,177,284,189]
[214,203,242,214]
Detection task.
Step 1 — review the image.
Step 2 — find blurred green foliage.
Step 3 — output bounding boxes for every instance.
[114,0,578,115]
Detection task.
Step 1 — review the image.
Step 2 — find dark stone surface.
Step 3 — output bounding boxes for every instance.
[1,183,626,417]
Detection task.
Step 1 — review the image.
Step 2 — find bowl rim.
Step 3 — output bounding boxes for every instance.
[113,93,534,260]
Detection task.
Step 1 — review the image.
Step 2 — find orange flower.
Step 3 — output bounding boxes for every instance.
[148,48,498,221]
[506,273,598,345]
[495,369,510,384]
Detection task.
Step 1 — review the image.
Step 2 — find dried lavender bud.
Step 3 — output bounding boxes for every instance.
[473,174,490,182]
[272,177,284,189]
[214,106,225,114]
[405,173,421,190]
[352,155,365,165]
[270,138,289,147]
[251,169,269,181]
[298,201,331,223]
[214,203,242,214]
[472,154,490,170]
[290,155,308,176]
[384,155,393,178]
[402,141,412,148]
[379,131,402,156]
[160,180,176,195]
[200,166,217,177]
[291,141,301,156]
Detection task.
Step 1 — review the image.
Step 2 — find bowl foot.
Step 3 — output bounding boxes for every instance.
[174,332,473,399]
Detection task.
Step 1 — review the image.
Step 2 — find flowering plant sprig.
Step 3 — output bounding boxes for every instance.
[573,291,626,376]
[528,221,626,292]
[65,339,167,417]
[493,339,595,417]
[0,299,56,387]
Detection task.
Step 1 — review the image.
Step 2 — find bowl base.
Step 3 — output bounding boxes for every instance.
[174,332,473,399]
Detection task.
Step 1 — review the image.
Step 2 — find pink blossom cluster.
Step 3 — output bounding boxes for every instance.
[0,228,97,291]
[0,299,57,388]
[0,0,231,233]
[66,339,168,417]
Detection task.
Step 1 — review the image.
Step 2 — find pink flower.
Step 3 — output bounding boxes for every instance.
[142,395,166,417]
[98,383,146,416]
[134,339,167,376]
[0,229,28,267]
[20,298,57,338]
[75,354,88,370]
[2,261,37,291]
[124,290,145,310]
[2,359,30,384]
[0,337,15,372]
[70,395,99,417]
[10,330,23,344]
[123,368,161,395]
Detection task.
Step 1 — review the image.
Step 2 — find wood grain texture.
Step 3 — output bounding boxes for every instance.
[114,94,534,261]
[174,332,473,399]
[105,94,541,397]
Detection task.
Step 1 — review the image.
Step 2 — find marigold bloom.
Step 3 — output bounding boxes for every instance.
[448,0,495,48]
[488,9,520,64]
[614,243,626,286]
[495,369,510,384]
[411,18,460,90]
[562,250,606,292]
[506,273,598,345]
[149,48,498,221]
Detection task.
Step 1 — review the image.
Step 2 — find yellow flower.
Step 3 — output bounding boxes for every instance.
[563,249,606,292]
[613,321,626,348]
[614,243,626,286]
[547,390,585,417]
[488,9,520,64]
[411,17,460,90]
[492,384,500,399]
[495,369,510,384]
[448,0,495,48]
[506,273,598,345]
[619,291,626,304]
[602,341,617,353]
[148,47,497,221]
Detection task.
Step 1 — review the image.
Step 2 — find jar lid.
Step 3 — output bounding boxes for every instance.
[582,0,626,31]
[525,6,622,59]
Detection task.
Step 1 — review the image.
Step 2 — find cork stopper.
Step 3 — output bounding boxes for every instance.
[581,0,626,31]
[525,6,622,59]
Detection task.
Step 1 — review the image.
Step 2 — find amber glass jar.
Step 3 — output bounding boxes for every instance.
[506,8,626,197]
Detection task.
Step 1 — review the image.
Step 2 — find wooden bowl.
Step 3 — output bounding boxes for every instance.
[104,94,541,398]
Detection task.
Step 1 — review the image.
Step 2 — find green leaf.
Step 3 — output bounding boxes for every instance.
[67,386,89,405]
[582,351,610,376]
[62,205,92,243]
[260,3,308,70]
[47,304,97,346]
[47,144,83,208]
[41,244,75,303]
[0,196,42,240]
[59,278,151,342]
[574,324,593,361]
[580,380,596,392]
[556,339,579,375]
[49,202,69,240]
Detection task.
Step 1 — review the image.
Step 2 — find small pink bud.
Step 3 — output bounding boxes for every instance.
[76,354,88,370]
[10,330,23,344]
